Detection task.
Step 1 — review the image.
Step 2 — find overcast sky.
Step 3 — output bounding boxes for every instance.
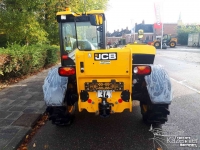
[105,0,200,32]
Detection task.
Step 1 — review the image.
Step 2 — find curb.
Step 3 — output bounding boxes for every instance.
[3,113,44,150]
[3,127,31,150]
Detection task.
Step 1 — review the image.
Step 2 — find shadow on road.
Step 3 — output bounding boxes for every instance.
[27,105,159,150]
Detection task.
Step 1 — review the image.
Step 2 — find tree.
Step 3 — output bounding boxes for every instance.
[177,25,200,45]
[0,0,48,45]
[0,0,109,46]
[54,0,109,12]
[0,10,48,45]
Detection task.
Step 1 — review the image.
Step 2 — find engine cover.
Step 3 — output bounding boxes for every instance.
[75,48,133,113]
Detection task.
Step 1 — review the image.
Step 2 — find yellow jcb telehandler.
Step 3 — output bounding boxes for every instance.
[152,34,177,49]
[45,8,172,129]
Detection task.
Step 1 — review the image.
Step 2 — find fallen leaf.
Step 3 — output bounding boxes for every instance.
[44,144,49,149]
[38,121,45,126]
[17,113,49,149]
[33,143,36,148]
[21,146,28,150]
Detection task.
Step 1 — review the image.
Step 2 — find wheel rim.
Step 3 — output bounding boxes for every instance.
[68,105,75,113]
[142,105,148,112]
[155,43,159,47]
[171,43,175,46]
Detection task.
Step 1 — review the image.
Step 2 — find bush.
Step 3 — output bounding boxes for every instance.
[44,45,61,66]
[0,34,7,48]
[177,32,188,45]
[177,25,200,45]
[0,43,60,80]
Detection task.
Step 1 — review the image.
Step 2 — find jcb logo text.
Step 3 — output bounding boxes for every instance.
[94,53,117,60]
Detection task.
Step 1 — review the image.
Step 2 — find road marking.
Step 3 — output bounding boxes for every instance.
[155,64,199,93]
[178,80,187,83]
[170,78,200,94]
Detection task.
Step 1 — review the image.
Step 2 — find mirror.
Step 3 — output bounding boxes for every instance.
[89,14,103,26]
[97,14,103,25]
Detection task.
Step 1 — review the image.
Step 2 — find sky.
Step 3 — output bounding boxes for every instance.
[104,0,200,32]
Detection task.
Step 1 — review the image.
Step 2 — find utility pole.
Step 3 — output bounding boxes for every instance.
[131,19,135,43]
[161,2,164,49]
[134,22,136,42]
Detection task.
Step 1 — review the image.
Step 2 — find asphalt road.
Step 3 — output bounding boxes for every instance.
[155,48,200,92]
[27,48,200,150]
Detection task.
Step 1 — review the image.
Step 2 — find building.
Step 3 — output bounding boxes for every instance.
[106,15,183,44]
[154,23,178,37]
[134,20,154,42]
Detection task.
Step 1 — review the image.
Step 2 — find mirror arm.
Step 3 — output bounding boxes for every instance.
[74,18,79,50]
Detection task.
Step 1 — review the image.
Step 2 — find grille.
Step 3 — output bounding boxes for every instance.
[84,82,124,92]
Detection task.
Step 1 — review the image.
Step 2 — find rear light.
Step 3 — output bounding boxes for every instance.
[87,99,92,103]
[58,67,76,76]
[118,99,123,103]
[62,55,68,60]
[133,66,151,75]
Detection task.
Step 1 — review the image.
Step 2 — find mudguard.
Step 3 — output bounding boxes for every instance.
[144,65,173,104]
[43,67,68,106]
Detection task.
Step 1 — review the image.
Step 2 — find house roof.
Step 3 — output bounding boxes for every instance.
[135,24,154,33]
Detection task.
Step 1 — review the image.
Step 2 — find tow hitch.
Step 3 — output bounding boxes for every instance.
[98,91,114,118]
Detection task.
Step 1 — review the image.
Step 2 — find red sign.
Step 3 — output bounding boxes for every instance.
[154,2,162,29]
[154,23,162,29]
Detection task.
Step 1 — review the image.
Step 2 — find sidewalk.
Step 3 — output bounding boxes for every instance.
[0,66,57,150]
[159,46,200,53]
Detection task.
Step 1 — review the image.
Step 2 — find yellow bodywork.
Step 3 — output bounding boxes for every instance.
[171,37,178,43]
[56,8,104,16]
[125,44,156,55]
[152,35,178,47]
[56,7,156,114]
[75,44,156,113]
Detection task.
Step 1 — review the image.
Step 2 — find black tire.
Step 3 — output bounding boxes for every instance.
[154,41,161,49]
[60,104,76,126]
[152,123,162,129]
[48,105,76,126]
[55,113,75,126]
[169,41,176,48]
[140,102,148,122]
[61,104,76,126]
[139,87,170,127]
[140,102,169,125]
[46,77,78,126]
[55,82,77,126]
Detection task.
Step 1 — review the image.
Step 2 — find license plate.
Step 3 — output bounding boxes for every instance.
[97,90,112,98]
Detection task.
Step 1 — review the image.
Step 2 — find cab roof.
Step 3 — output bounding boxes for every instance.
[56,8,105,16]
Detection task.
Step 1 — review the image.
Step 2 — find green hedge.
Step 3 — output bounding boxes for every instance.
[177,33,188,45]
[0,44,60,80]
[0,34,7,48]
